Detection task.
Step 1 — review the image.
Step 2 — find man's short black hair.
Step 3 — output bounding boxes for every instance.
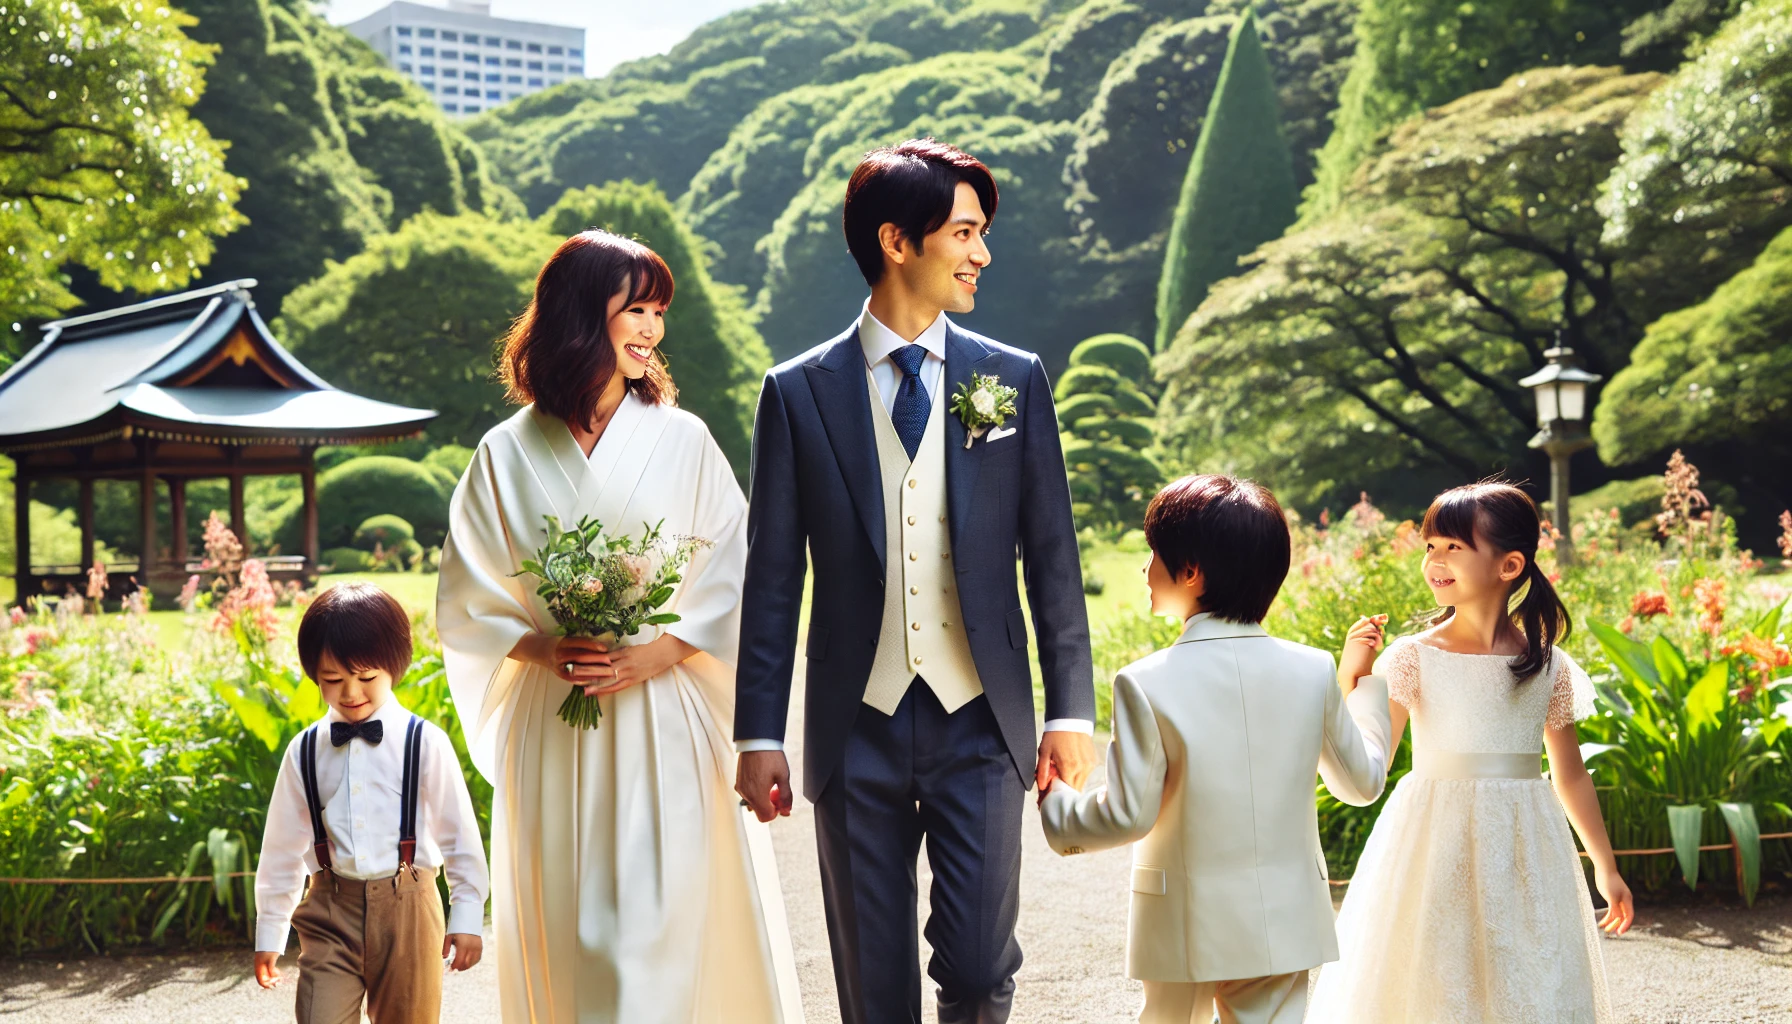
[296,582,414,682]
[1144,474,1291,624]
[842,137,998,286]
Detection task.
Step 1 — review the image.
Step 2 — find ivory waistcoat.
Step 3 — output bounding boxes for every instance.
[862,369,983,715]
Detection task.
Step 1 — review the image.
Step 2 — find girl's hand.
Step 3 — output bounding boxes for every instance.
[583,634,697,697]
[1338,614,1388,688]
[253,951,282,989]
[512,633,612,683]
[1594,865,1635,935]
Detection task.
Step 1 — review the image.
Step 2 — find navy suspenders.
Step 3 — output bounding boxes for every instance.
[300,714,425,876]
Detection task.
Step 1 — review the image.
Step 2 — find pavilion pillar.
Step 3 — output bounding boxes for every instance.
[139,450,157,581]
[300,463,319,577]
[78,478,95,571]
[169,478,188,569]
[13,471,29,606]
[229,466,247,551]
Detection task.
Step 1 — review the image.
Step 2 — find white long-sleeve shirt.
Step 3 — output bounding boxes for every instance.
[254,696,489,952]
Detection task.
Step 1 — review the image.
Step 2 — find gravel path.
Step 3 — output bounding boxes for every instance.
[5,673,1790,1022]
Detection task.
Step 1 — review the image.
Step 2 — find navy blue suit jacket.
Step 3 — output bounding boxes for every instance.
[734,319,1096,800]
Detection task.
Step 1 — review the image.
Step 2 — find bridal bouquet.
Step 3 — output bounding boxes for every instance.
[515,515,712,729]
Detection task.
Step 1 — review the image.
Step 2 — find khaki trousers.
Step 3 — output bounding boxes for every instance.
[1140,971,1309,1024]
[292,867,444,1024]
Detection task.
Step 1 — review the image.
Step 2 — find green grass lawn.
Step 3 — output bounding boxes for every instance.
[143,571,441,650]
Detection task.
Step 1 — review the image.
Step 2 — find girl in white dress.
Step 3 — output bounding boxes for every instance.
[436,231,802,1023]
[1310,481,1634,1023]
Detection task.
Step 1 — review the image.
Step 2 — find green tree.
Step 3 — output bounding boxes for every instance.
[1,0,245,326]
[273,212,558,446]
[1058,333,1163,527]
[1300,0,1655,221]
[542,182,770,478]
[1592,223,1792,530]
[1158,66,1667,512]
[1154,9,1298,353]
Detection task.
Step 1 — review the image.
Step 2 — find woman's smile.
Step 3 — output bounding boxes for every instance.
[624,342,654,363]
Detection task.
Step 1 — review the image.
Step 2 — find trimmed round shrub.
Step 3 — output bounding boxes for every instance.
[302,456,451,549]
[321,547,377,573]
[352,514,415,552]
[422,444,475,480]
[1069,333,1152,381]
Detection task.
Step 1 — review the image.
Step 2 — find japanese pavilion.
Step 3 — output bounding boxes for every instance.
[0,279,435,604]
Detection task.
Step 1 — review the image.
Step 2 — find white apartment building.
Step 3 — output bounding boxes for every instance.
[344,0,586,117]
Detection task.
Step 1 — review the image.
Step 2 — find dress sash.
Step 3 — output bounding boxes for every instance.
[1412,750,1542,780]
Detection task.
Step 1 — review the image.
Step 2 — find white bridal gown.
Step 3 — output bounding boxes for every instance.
[1308,637,1612,1023]
[437,394,803,1024]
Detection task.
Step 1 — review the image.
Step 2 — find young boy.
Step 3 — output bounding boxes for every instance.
[253,582,489,1023]
[1040,474,1393,1024]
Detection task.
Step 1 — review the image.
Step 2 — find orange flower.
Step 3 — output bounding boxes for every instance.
[1692,577,1726,636]
[1619,616,1637,634]
[1630,592,1670,618]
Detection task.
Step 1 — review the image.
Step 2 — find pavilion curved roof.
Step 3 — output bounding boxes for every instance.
[0,280,435,452]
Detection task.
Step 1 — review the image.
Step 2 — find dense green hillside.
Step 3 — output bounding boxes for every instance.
[465,0,1361,367]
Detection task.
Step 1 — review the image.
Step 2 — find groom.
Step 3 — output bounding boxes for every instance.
[734,138,1097,1024]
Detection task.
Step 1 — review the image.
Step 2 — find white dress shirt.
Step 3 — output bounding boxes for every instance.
[736,302,1091,753]
[254,696,490,951]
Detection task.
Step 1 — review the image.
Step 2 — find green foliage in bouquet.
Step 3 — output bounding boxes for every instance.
[515,515,710,729]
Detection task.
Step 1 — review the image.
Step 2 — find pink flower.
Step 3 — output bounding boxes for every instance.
[580,577,604,596]
[621,554,653,585]
[177,575,201,612]
[85,562,108,603]
[8,607,24,627]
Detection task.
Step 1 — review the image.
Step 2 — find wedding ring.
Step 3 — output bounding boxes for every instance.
[563,662,575,675]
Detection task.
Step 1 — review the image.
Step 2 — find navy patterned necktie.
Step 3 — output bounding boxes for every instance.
[888,343,931,461]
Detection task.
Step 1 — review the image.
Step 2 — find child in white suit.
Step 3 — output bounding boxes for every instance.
[1041,474,1393,1024]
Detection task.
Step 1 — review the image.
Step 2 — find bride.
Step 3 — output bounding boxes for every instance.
[437,230,802,1023]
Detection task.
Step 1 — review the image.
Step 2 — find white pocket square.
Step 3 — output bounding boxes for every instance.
[987,425,1018,442]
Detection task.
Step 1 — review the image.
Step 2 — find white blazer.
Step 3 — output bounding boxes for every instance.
[1040,613,1392,983]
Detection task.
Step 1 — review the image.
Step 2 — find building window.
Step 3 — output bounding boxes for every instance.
[443,102,457,111]
[484,35,500,46]
[527,77,543,87]
[527,60,542,70]
[464,53,479,63]
[548,62,563,72]
[506,39,522,49]
[568,47,582,58]
[485,55,499,65]
[443,68,458,79]
[508,91,522,100]
[526,42,542,53]
[485,72,500,82]
[548,77,562,86]
[418,27,435,38]
[441,30,457,41]
[397,26,412,36]
[505,57,521,67]
[569,64,583,74]
[423,82,436,92]
[398,44,412,55]
[486,89,501,100]
[420,46,435,57]
[443,49,458,59]
[399,61,413,71]
[505,74,521,84]
[420,64,435,75]
[548,46,563,55]
[464,104,480,113]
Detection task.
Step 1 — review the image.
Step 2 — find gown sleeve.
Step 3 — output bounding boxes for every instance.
[437,437,540,781]
[1546,648,1598,731]
[1377,638,1423,710]
[661,429,748,668]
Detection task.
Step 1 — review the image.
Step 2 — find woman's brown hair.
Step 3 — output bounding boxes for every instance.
[499,230,677,429]
[1420,479,1571,682]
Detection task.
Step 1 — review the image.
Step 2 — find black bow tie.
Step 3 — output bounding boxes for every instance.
[331,719,384,747]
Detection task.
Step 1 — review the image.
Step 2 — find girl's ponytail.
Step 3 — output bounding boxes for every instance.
[1510,556,1570,680]
[1419,479,1572,683]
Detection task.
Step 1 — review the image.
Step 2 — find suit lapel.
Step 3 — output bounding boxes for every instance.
[802,328,886,573]
[944,324,1000,556]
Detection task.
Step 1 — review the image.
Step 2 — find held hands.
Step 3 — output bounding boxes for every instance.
[1338,614,1388,690]
[736,749,795,823]
[1594,865,1636,935]
[253,950,281,989]
[444,932,484,972]
[1036,730,1096,797]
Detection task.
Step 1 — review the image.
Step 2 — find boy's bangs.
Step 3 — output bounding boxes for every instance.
[1420,487,1482,548]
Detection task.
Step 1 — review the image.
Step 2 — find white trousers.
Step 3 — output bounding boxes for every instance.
[1140,970,1309,1024]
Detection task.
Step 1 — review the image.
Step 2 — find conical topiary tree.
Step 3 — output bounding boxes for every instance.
[1057,333,1164,528]
[1154,8,1299,353]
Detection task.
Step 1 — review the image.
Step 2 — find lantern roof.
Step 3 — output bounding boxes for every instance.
[0,279,435,453]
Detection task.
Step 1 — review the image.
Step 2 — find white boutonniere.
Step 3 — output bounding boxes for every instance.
[948,373,1019,449]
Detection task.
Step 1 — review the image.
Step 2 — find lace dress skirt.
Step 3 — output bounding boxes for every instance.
[1308,769,1613,1023]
